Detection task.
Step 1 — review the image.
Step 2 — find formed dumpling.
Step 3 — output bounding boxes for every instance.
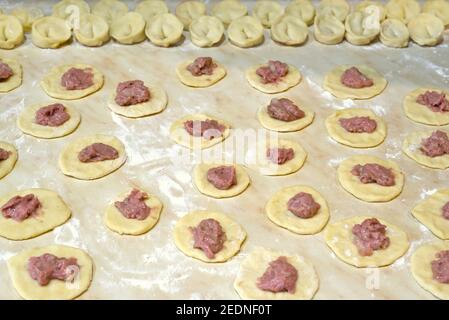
[32,16,72,49]
[285,0,316,26]
[345,10,380,45]
[380,18,409,47]
[175,0,207,30]
[408,13,444,46]
[11,7,44,32]
[271,14,309,46]
[135,0,169,23]
[110,12,146,44]
[0,15,24,49]
[53,0,90,23]
[189,16,224,47]
[385,0,421,24]
[423,0,449,27]
[211,0,248,27]
[228,15,264,48]
[314,13,345,45]
[145,13,184,47]
[74,14,110,47]
[252,0,284,28]
[355,1,386,21]
[317,0,350,22]
[92,0,129,26]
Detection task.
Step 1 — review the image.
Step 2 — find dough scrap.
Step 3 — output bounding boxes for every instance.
[189,16,225,47]
[0,15,24,49]
[110,12,146,44]
[345,11,380,45]
[0,58,22,93]
[74,14,110,47]
[176,59,226,87]
[246,63,301,94]
[402,130,449,169]
[136,0,169,23]
[313,13,345,44]
[211,0,248,27]
[227,16,264,48]
[145,13,184,47]
[252,0,284,28]
[355,1,387,21]
[0,141,17,179]
[316,0,350,21]
[271,14,309,46]
[11,7,44,32]
[380,18,409,48]
[285,0,316,26]
[53,0,91,23]
[92,0,129,26]
[386,0,421,24]
[423,0,449,27]
[408,13,444,46]
[31,16,72,49]
[175,1,207,30]
[403,88,449,126]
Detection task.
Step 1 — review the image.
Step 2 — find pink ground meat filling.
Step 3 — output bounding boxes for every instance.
[0,62,13,81]
[187,57,217,76]
[28,253,79,286]
[114,189,151,220]
[257,256,298,294]
[287,192,321,219]
[339,116,377,133]
[61,67,94,90]
[267,98,305,122]
[266,147,295,165]
[442,202,449,220]
[35,103,70,127]
[416,91,449,112]
[420,130,449,158]
[352,218,390,256]
[432,250,449,284]
[191,218,226,259]
[351,163,395,186]
[206,165,237,190]
[184,119,226,140]
[0,147,10,161]
[340,67,374,89]
[1,194,41,222]
[256,60,289,84]
[78,143,119,163]
[115,80,150,106]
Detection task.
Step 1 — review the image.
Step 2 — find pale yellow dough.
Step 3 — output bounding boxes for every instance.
[0,58,22,93]
[345,11,380,45]
[8,245,93,300]
[324,216,409,267]
[136,0,169,23]
[11,7,44,32]
[211,0,248,27]
[41,64,104,100]
[227,16,264,48]
[412,189,449,240]
[403,88,449,126]
[402,130,449,169]
[104,189,163,235]
[176,59,226,88]
[408,13,444,46]
[246,63,301,94]
[252,0,284,28]
[92,0,129,26]
[234,247,319,300]
[59,134,126,180]
[313,13,345,45]
[271,14,309,46]
[17,103,81,139]
[355,1,386,22]
[285,0,316,26]
[0,15,24,49]
[193,163,250,199]
[145,13,184,47]
[173,211,247,263]
[110,12,146,44]
[380,18,409,48]
[175,1,207,30]
[74,14,110,47]
[325,108,387,148]
[169,113,231,149]
[323,65,387,100]
[189,16,225,47]
[423,0,449,27]
[317,0,350,22]
[386,0,421,23]
[337,155,404,202]
[53,0,91,22]
[0,141,17,179]
[31,16,71,49]
[411,242,449,300]
[0,189,71,241]
[107,82,167,118]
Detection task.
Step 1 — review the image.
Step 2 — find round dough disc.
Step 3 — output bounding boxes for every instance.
[313,13,345,44]
[246,63,301,94]
[271,14,309,46]
[74,14,110,47]
[110,12,146,44]
[234,247,319,300]
[0,15,24,49]
[402,130,449,169]
[31,16,71,49]
[189,16,225,48]
[0,141,18,179]
[145,13,184,47]
[324,216,409,267]
[58,134,127,180]
[0,189,71,241]
[7,245,93,300]
[173,210,247,263]
[0,58,22,93]
[337,155,404,202]
[380,18,409,48]
[176,59,227,88]
[403,88,449,126]
[228,16,264,48]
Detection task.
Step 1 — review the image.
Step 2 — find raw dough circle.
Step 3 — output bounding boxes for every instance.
[271,14,309,46]
[104,189,163,235]
[193,163,250,198]
[411,242,449,300]
[403,88,449,126]
[337,155,404,202]
[324,216,409,267]
[175,1,207,30]
[92,0,129,26]
[0,15,24,49]
[0,141,17,179]
[227,16,264,48]
[17,103,81,139]
[266,185,329,235]
[189,16,225,47]
[53,0,90,22]
[173,210,247,263]
[145,13,184,47]
[423,0,449,27]
[110,12,146,44]
[176,59,227,87]
[41,64,104,100]
[211,0,248,27]
[285,0,316,26]
[313,13,345,45]
[246,63,301,94]
[136,0,169,23]
[74,14,110,47]
[344,11,380,45]
[0,58,22,93]
[323,65,387,100]
[380,18,409,48]
[107,82,167,118]
[386,0,421,24]
[316,0,350,22]
[58,134,126,180]
[408,13,444,47]
[169,113,231,149]
[355,1,386,21]
[325,108,387,148]
[234,247,319,300]
[0,189,71,241]
[252,0,284,28]
[11,7,44,32]
[402,130,449,169]
[8,245,93,300]
[31,16,71,48]
[412,189,449,240]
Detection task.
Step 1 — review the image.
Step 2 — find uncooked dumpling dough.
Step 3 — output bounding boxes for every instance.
[271,14,309,46]
[423,0,449,27]
[110,12,146,44]
[317,0,350,21]
[0,58,22,93]
[408,13,444,46]
[176,58,226,87]
[175,1,207,30]
[246,63,301,94]
[266,185,329,235]
[402,130,449,169]
[31,16,72,48]
[228,16,264,48]
[324,216,409,267]
[325,108,387,148]
[234,247,319,300]
[323,65,387,100]
[344,11,380,45]
[169,114,231,149]
[11,7,44,32]
[104,189,163,235]
[411,242,449,300]
[173,210,246,263]
[386,0,421,23]
[17,103,81,139]
[136,0,169,23]
[412,189,449,240]
[380,18,409,48]
[403,88,449,126]
[313,13,345,44]
[193,163,250,198]
[285,0,316,26]
[8,245,93,300]
[252,0,284,28]
[189,16,224,47]
[92,0,129,26]
[0,15,24,49]
[74,14,110,47]
[59,134,126,180]
[41,64,104,100]
[53,0,90,23]
[145,13,184,47]
[355,1,386,22]
[212,0,248,27]
[0,141,17,179]
[337,155,404,202]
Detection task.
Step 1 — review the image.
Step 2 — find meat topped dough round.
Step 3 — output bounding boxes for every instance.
[175,1,207,30]
[32,16,72,49]
[11,7,44,32]
[313,13,345,45]
[323,65,387,100]
[252,0,284,28]
[176,58,226,87]
[92,0,129,26]
[0,189,71,241]
[53,0,90,23]
[145,13,184,47]
[0,58,22,93]
[345,11,380,45]
[271,14,309,46]
[0,15,24,49]
[246,62,301,94]
[58,134,126,180]
[386,0,421,23]
[189,16,224,47]
[337,155,404,202]
[173,211,246,263]
[211,0,248,27]
[8,245,93,300]
[17,103,81,139]
[136,0,169,23]
[402,130,449,169]
[355,1,386,22]
[403,88,449,126]
[0,141,18,179]
[227,16,264,48]
[380,18,409,48]
[325,108,387,148]
[234,247,319,300]
[110,12,146,44]
[408,13,444,46]
[316,0,350,22]
[423,0,449,27]
[285,0,316,26]
[324,216,409,267]
[74,14,110,47]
